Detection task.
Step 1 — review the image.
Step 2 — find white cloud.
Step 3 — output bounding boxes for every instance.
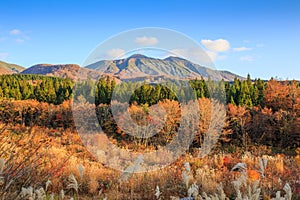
[240,56,254,62]
[201,39,230,52]
[135,36,158,46]
[106,48,126,59]
[9,29,21,35]
[169,48,216,65]
[7,29,30,44]
[0,52,9,60]
[15,38,25,43]
[233,47,252,52]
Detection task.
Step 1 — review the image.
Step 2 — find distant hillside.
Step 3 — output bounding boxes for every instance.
[0,60,25,74]
[85,54,245,81]
[6,54,244,82]
[21,64,102,81]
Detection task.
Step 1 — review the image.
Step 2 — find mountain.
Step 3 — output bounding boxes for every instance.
[21,64,102,81]
[0,60,25,74]
[5,54,244,82]
[85,54,244,81]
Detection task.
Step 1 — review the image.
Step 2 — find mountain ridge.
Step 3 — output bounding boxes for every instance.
[21,63,102,81]
[85,54,245,81]
[1,55,244,81]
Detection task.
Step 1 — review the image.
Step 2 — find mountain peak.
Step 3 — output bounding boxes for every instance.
[128,54,149,59]
[84,54,244,81]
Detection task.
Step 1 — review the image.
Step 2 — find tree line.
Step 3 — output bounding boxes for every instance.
[0,74,73,105]
[0,74,299,109]
[76,74,270,108]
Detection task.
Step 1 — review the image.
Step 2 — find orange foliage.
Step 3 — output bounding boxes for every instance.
[264,79,300,112]
[247,169,261,181]
[227,103,249,118]
[197,98,212,135]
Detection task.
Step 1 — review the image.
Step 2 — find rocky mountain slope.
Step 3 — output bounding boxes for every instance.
[85,54,244,81]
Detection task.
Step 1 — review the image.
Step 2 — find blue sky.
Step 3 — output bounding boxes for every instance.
[0,0,300,79]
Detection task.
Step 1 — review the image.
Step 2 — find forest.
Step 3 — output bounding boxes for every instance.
[0,74,73,105]
[0,74,299,199]
[0,74,299,149]
[0,74,273,107]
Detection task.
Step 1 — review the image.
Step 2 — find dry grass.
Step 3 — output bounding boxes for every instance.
[0,120,299,199]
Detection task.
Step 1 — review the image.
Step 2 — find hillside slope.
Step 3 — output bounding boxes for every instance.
[21,64,101,80]
[0,60,25,74]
